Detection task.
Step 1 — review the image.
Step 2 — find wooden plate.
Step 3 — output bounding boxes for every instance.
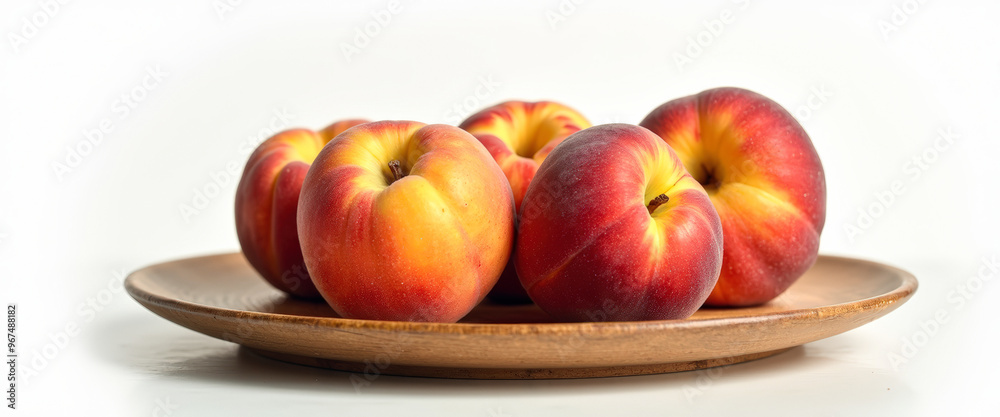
[125,253,916,379]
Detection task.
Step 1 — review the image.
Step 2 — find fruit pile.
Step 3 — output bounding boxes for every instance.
[234,87,826,323]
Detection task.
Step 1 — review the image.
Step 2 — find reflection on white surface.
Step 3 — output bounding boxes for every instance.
[83,303,926,416]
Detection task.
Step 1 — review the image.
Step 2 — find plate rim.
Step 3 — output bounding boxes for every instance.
[125,252,919,336]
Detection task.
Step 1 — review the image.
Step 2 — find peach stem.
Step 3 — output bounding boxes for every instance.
[647,194,669,214]
[388,160,406,184]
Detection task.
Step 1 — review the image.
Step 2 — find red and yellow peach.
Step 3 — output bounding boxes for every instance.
[297,121,516,322]
[640,87,826,306]
[515,124,723,321]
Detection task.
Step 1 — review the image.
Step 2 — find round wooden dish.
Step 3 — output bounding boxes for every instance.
[125,253,916,379]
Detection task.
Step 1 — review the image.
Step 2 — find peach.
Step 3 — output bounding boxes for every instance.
[515,124,723,321]
[235,119,366,298]
[297,121,515,322]
[640,87,826,306]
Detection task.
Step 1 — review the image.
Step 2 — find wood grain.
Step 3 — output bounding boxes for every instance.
[125,253,917,379]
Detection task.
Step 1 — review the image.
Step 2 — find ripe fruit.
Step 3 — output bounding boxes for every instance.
[235,119,366,298]
[297,121,515,322]
[640,87,826,306]
[515,124,723,321]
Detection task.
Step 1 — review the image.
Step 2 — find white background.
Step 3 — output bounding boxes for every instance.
[2,0,998,415]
